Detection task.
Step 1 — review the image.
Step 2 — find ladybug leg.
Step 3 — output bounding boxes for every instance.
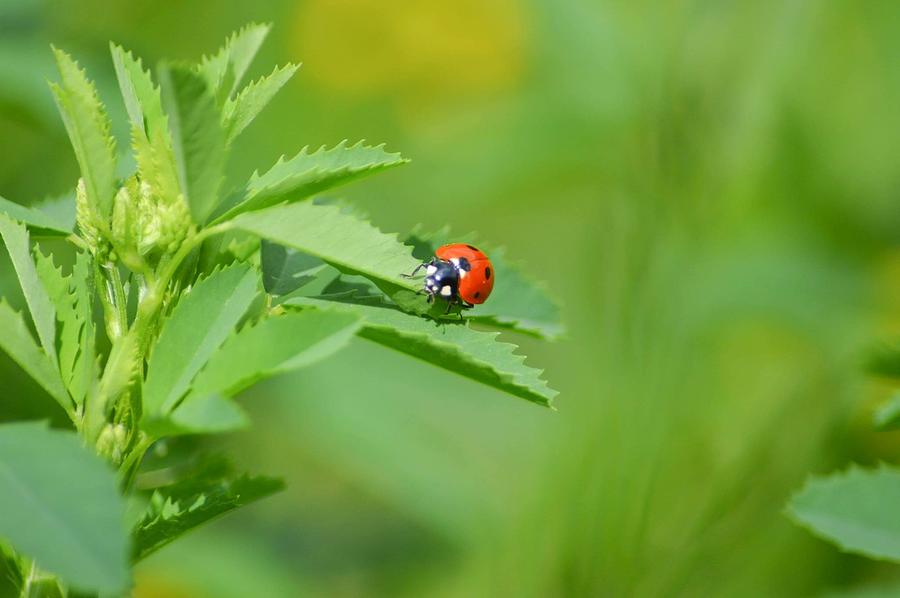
[444,300,454,315]
[401,258,433,278]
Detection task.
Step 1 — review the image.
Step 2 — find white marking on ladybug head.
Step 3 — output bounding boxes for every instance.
[440,285,452,297]
[426,264,437,275]
[450,258,460,266]
[459,269,467,278]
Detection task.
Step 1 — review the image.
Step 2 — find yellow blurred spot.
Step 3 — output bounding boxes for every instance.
[133,575,196,598]
[293,0,527,100]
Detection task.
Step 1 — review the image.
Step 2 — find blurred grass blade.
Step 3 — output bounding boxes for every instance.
[0,213,58,365]
[0,422,128,593]
[159,64,226,224]
[874,393,900,430]
[788,465,900,562]
[143,263,259,417]
[133,470,283,562]
[214,141,407,223]
[0,301,69,409]
[0,195,73,235]
[222,63,299,142]
[183,309,362,403]
[49,48,117,222]
[865,342,900,379]
[285,296,557,407]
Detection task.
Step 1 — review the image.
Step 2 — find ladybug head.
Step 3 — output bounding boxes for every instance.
[424,259,459,300]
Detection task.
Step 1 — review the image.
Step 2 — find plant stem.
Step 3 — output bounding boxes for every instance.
[21,561,35,597]
[130,223,232,353]
[87,223,234,448]
[119,433,154,491]
[107,263,128,335]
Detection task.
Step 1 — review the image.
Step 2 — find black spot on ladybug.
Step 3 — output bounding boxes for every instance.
[458,257,471,271]
[484,267,492,280]
[466,244,480,252]
[474,292,481,299]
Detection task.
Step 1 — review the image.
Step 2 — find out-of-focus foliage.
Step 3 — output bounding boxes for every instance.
[0,0,898,596]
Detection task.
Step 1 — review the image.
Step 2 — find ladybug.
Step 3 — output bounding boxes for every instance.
[405,243,495,313]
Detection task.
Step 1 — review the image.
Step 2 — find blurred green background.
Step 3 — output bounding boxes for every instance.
[2,0,900,596]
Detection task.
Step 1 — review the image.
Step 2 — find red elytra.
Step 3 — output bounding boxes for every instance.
[435,243,495,305]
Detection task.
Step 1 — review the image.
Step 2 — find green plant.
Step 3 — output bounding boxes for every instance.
[0,24,558,597]
[787,345,900,586]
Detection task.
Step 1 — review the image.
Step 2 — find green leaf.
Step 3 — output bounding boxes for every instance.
[33,250,80,392]
[0,422,129,593]
[159,64,226,224]
[183,309,362,404]
[406,230,563,339]
[49,48,117,222]
[197,23,271,100]
[285,296,557,407]
[261,240,325,295]
[110,44,181,203]
[144,395,249,438]
[0,195,73,235]
[110,44,164,132]
[133,469,283,561]
[0,301,69,409]
[67,251,98,406]
[788,465,900,562]
[143,263,259,417]
[231,202,427,310]
[214,141,408,222]
[0,213,58,365]
[222,63,299,142]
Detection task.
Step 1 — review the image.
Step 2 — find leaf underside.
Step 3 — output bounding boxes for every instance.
[132,465,283,562]
[184,308,362,403]
[285,295,557,407]
[232,202,425,308]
